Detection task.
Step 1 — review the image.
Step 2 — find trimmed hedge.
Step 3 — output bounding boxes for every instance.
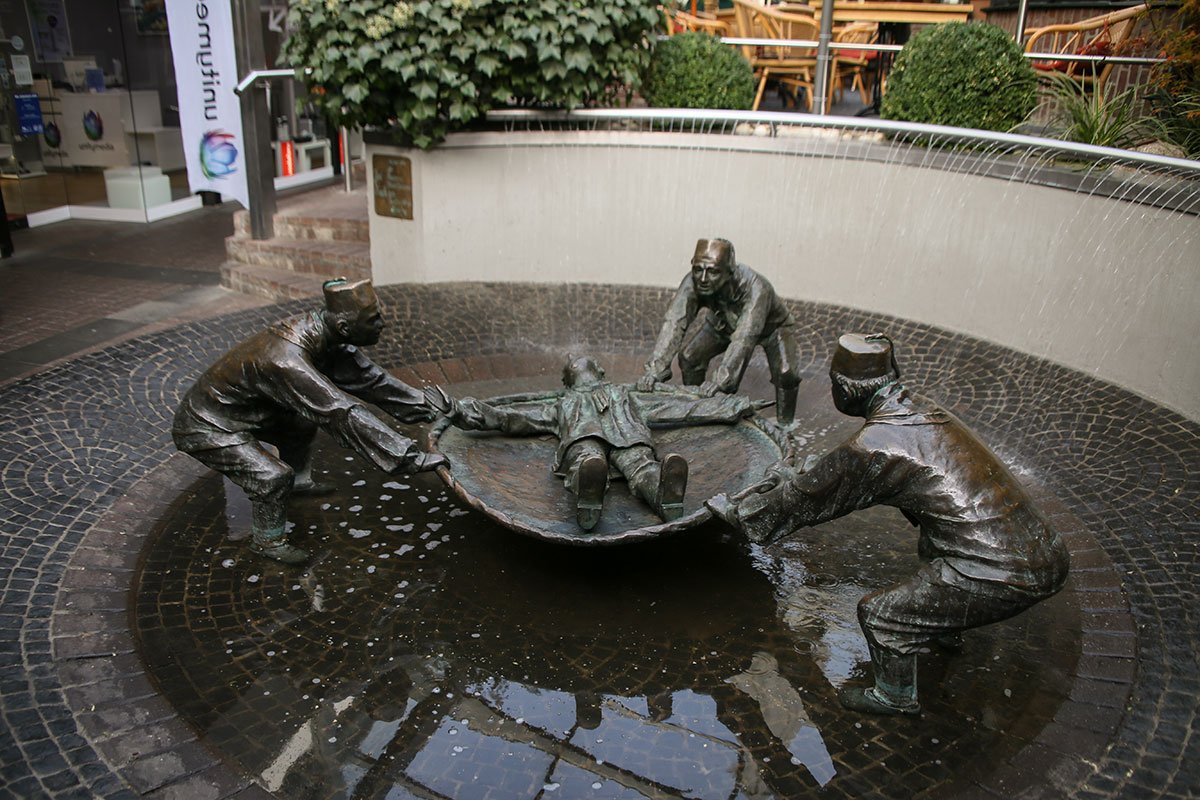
[881,22,1037,132]
[642,33,756,109]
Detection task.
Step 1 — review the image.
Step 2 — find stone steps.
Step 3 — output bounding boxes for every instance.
[231,197,369,242]
[225,235,371,278]
[221,183,371,300]
[221,262,329,301]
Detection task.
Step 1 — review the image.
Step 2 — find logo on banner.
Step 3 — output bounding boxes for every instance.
[200,130,239,178]
[43,121,61,148]
[82,110,103,141]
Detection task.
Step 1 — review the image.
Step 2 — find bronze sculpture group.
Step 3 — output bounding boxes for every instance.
[173,238,1068,716]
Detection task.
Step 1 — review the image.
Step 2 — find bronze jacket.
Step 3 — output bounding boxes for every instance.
[735,382,1068,594]
[645,263,795,391]
[172,311,428,473]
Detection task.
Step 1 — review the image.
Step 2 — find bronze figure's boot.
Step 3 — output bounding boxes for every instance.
[839,643,919,716]
[776,383,798,427]
[655,453,688,521]
[574,454,608,531]
[249,500,310,564]
[935,633,963,651]
[291,461,334,497]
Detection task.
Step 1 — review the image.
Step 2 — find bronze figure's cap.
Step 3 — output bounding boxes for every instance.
[323,278,378,314]
[831,333,899,380]
[693,238,733,265]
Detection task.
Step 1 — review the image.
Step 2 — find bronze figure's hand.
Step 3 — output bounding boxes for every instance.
[394,403,437,424]
[697,380,722,398]
[635,373,658,392]
[422,385,457,416]
[413,452,449,472]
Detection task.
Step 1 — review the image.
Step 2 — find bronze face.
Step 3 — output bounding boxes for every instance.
[342,302,384,347]
[691,257,731,297]
[829,369,855,416]
[562,356,604,388]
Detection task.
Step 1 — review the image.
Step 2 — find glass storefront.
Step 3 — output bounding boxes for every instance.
[0,1,343,230]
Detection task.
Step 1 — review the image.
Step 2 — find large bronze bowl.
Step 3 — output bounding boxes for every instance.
[426,390,792,545]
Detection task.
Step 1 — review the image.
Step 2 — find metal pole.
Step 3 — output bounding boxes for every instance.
[813,3,836,116]
[231,0,276,240]
[342,126,353,192]
[1014,0,1030,46]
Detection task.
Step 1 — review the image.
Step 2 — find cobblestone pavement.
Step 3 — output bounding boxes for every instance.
[0,202,273,386]
[0,271,1196,798]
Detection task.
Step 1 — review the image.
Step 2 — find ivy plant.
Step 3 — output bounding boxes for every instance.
[281,0,664,148]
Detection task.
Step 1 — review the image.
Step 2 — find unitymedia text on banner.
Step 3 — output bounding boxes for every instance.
[167,0,249,208]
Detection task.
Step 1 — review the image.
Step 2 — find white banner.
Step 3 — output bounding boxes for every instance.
[166,0,249,208]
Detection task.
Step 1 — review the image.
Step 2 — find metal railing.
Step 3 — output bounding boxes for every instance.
[486,107,1198,174]
[234,66,355,195]
[484,107,1200,219]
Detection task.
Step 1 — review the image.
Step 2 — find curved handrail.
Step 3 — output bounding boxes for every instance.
[484,107,1200,173]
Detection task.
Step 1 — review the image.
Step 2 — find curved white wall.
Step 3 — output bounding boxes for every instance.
[368,130,1200,420]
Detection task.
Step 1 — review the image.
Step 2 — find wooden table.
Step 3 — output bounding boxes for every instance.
[805,1,973,24]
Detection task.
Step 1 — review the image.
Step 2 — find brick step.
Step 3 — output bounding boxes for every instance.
[232,186,370,242]
[225,236,370,280]
[232,209,369,242]
[220,262,327,302]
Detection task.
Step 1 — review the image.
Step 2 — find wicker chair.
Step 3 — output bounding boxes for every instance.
[731,0,821,111]
[1023,4,1148,94]
[831,22,879,106]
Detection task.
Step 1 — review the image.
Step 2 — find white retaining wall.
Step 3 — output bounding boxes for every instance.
[368,130,1200,421]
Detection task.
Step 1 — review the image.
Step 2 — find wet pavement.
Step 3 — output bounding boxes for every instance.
[0,271,1197,798]
[134,373,1084,799]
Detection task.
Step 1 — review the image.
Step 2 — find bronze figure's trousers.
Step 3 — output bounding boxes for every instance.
[181,423,318,505]
[562,439,661,504]
[858,559,1050,657]
[679,315,801,423]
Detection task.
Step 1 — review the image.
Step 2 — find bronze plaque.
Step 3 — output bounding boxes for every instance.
[373,154,413,219]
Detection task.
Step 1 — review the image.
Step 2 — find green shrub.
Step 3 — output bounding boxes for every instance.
[881,22,1038,132]
[1041,71,1158,149]
[280,0,664,149]
[642,33,756,109]
[1146,0,1200,157]
[1148,89,1200,157]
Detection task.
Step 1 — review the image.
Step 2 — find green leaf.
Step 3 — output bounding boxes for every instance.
[448,100,475,121]
[344,83,369,103]
[476,55,501,77]
[576,21,598,43]
[381,51,407,71]
[411,100,436,120]
[564,46,591,73]
[413,80,438,100]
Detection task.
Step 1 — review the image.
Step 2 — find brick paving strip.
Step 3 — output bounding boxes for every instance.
[1,284,1197,798]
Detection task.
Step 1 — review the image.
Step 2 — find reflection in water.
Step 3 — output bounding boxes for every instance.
[728,652,835,787]
[136,405,1080,799]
